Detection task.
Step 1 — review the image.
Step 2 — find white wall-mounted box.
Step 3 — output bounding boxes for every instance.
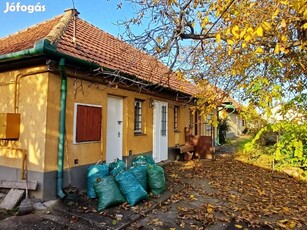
[0,113,20,140]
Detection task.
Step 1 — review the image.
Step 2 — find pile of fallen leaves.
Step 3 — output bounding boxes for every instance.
[164,155,307,229]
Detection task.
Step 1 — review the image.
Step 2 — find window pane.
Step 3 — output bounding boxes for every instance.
[161,105,167,136]
[174,106,178,130]
[134,100,142,133]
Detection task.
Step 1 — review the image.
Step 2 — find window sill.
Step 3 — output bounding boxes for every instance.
[73,140,101,145]
[134,132,146,136]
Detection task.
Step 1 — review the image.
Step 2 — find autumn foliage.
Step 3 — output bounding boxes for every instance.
[119,0,306,110]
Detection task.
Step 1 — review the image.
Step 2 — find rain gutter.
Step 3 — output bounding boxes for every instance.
[0,39,100,69]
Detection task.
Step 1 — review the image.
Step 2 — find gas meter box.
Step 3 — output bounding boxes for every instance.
[0,113,20,140]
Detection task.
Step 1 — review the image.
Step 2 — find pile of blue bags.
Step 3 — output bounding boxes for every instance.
[87,155,166,211]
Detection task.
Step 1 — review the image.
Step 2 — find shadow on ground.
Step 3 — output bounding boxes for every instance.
[0,153,306,230]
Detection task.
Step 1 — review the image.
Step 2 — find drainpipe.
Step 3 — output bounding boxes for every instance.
[0,39,101,199]
[57,58,67,199]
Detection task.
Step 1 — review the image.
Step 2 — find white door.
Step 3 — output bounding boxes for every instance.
[106,96,123,164]
[153,101,168,162]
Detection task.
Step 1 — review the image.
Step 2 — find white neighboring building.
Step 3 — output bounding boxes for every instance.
[226,110,245,138]
[218,101,246,140]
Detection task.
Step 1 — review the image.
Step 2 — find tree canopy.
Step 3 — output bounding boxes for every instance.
[118,0,307,114]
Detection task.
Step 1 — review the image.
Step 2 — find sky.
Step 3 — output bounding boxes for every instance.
[0,0,134,38]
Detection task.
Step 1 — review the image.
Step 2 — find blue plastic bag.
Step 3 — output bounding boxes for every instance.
[87,163,109,198]
[115,171,148,206]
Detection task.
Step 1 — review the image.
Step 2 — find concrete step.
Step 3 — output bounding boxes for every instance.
[0,189,25,210]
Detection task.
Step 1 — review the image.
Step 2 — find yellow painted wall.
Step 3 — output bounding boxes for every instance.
[1,67,193,173]
[44,72,192,171]
[0,66,49,172]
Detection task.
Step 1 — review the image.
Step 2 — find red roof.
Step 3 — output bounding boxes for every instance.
[0,16,62,54]
[0,9,198,96]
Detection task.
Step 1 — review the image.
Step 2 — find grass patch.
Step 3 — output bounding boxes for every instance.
[229,136,307,181]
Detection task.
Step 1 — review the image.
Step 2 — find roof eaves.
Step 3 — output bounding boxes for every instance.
[0,9,75,64]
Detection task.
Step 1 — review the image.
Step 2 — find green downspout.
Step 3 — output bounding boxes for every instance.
[217,110,221,146]
[0,39,100,199]
[57,58,67,199]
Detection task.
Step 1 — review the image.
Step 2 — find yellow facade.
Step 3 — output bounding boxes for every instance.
[0,66,49,172]
[1,66,192,175]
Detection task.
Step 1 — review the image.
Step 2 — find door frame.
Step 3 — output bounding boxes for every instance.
[153,100,168,162]
[106,96,123,164]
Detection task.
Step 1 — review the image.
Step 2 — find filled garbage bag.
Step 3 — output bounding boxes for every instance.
[144,155,156,165]
[132,155,147,167]
[109,159,126,177]
[129,165,148,191]
[132,155,156,167]
[115,171,148,206]
[147,165,165,195]
[87,163,109,198]
[94,176,126,211]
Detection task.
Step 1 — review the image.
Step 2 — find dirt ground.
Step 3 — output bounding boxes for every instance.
[0,153,306,230]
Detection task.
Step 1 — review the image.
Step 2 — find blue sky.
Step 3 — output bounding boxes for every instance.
[0,0,133,38]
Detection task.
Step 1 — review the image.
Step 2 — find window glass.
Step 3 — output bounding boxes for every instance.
[174,106,179,131]
[134,100,142,133]
[161,105,167,136]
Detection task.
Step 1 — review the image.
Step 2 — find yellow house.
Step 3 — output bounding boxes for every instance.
[0,9,208,200]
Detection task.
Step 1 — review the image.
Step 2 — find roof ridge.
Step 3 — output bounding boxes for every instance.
[45,9,77,45]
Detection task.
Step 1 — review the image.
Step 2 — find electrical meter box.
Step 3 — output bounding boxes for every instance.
[0,113,20,139]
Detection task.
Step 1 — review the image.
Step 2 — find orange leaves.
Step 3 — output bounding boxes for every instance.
[216,33,221,43]
[255,26,263,37]
[262,22,271,31]
[201,16,209,29]
[147,218,164,226]
[168,156,306,229]
[206,203,214,214]
[277,219,299,229]
[231,25,240,39]
[177,202,217,226]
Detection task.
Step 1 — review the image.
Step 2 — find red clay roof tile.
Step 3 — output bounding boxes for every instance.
[0,9,199,96]
[0,16,62,54]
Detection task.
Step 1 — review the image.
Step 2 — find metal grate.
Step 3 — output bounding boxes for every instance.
[161,105,167,136]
